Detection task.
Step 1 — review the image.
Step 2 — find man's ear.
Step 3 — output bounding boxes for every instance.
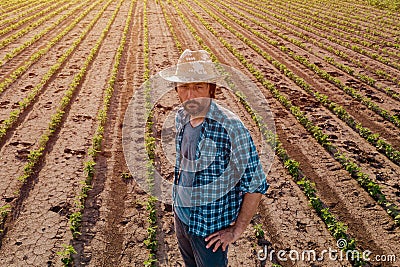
[209,83,216,98]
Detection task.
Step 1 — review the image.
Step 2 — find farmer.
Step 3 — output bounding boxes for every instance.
[160,49,269,266]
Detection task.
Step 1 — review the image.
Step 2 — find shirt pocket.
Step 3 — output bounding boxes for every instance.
[196,148,230,185]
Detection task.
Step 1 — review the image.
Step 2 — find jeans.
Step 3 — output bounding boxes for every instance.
[174,213,228,267]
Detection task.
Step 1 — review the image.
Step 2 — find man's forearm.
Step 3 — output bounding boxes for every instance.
[232,192,262,239]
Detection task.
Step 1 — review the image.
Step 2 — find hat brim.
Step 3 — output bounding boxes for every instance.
[159,62,225,84]
[160,74,221,83]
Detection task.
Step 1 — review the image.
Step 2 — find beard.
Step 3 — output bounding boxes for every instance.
[183,99,210,116]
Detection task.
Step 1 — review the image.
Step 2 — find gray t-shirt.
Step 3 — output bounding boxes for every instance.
[175,121,202,225]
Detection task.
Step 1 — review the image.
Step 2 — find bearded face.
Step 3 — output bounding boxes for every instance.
[176,83,212,116]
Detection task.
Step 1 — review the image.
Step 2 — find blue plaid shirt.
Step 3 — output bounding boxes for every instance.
[173,101,269,237]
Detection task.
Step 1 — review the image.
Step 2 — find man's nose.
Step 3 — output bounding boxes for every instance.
[186,88,195,99]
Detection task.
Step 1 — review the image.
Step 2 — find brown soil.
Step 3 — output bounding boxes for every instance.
[0,0,399,266]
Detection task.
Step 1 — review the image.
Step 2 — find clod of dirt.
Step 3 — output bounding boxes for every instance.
[366,93,384,103]
[366,154,383,168]
[9,141,32,147]
[155,103,174,111]
[2,196,15,203]
[120,218,130,225]
[364,202,376,208]
[21,85,34,92]
[49,203,70,216]
[327,71,343,77]
[314,61,323,67]
[43,101,52,109]
[15,148,30,161]
[345,79,360,87]
[391,109,400,117]
[375,172,389,181]
[64,148,86,156]
[163,203,172,212]
[72,114,93,122]
[0,100,10,108]
[296,220,307,232]
[328,134,339,140]
[342,140,361,154]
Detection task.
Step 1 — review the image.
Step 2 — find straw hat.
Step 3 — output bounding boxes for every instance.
[160,49,222,83]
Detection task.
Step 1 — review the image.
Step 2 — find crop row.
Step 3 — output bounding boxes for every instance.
[58,0,135,265]
[195,0,400,223]
[0,0,81,52]
[184,0,400,224]
[142,1,158,267]
[233,0,400,88]
[0,0,24,13]
[0,0,28,5]
[0,0,52,28]
[0,0,30,9]
[274,2,400,59]
[168,0,364,265]
[0,0,88,66]
[262,0,400,33]
[0,0,107,140]
[0,0,116,250]
[0,0,103,94]
[209,0,400,164]
[236,91,364,266]
[0,0,47,22]
[0,203,11,248]
[18,0,119,231]
[235,0,400,91]
[348,0,400,12]
[322,57,400,101]
[245,0,400,71]
[0,0,62,37]
[211,0,400,137]
[219,0,400,129]
[343,0,400,20]
[265,1,400,62]
[160,0,183,55]
[64,0,125,240]
[264,0,400,46]
[291,0,399,33]
[253,0,392,40]
[0,204,11,235]
[326,0,400,25]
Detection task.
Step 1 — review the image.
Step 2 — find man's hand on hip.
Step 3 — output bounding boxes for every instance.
[204,224,241,252]
[205,192,263,252]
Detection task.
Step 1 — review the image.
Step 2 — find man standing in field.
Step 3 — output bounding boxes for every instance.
[160,49,269,266]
